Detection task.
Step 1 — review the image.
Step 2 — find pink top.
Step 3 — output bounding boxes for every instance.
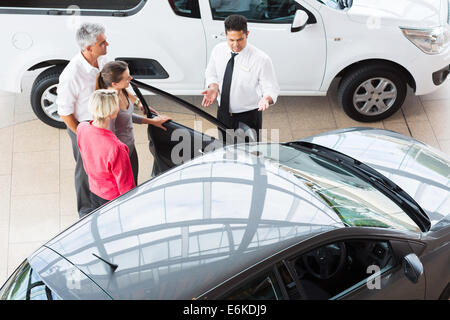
[77,121,135,200]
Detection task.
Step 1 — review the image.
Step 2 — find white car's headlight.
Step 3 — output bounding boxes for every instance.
[401,26,449,55]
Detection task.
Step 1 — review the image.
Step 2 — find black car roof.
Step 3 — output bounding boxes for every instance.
[37,147,343,299]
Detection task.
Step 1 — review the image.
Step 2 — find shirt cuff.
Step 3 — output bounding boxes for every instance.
[57,106,74,117]
[264,92,278,105]
[205,78,219,89]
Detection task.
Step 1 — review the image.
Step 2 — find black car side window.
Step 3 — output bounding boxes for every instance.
[169,0,201,18]
[220,269,283,300]
[290,240,396,300]
[209,0,297,23]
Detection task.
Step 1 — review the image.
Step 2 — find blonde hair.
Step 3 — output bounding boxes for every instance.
[88,89,118,121]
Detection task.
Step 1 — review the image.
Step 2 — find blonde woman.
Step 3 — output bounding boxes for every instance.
[77,89,135,211]
[97,61,171,185]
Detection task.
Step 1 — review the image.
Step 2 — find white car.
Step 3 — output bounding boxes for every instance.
[0,0,449,128]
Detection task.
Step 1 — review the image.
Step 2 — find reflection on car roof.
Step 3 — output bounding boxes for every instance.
[43,147,343,299]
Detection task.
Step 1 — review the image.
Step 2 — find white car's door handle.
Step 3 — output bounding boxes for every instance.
[212,33,226,40]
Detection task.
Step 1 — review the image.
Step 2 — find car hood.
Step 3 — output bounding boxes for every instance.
[347,0,446,28]
[301,127,450,228]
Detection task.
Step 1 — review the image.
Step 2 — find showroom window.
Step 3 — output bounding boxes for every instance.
[169,0,201,18]
[209,0,297,23]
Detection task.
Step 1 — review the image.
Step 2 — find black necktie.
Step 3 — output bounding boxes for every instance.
[220,52,238,113]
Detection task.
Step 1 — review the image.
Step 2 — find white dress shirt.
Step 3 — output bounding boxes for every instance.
[205,42,280,114]
[56,52,109,122]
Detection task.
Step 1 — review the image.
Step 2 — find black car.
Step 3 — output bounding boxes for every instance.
[1,81,449,300]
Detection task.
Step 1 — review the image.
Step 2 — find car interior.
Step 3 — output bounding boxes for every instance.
[220,239,397,300]
[285,240,396,299]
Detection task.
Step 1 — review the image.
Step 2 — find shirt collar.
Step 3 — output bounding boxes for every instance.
[230,44,249,59]
[78,52,100,73]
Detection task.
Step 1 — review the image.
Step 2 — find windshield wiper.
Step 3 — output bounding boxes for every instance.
[286,141,431,232]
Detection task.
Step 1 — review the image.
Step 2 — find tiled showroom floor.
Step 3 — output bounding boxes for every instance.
[0,71,449,285]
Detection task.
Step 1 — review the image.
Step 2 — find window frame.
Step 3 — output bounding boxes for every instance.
[0,0,147,17]
[215,265,288,300]
[169,0,201,19]
[285,238,398,300]
[208,1,317,25]
[201,234,403,301]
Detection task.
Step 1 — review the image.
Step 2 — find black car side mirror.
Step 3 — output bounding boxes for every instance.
[402,253,423,283]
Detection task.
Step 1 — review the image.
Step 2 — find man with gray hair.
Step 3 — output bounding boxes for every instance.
[56,22,109,217]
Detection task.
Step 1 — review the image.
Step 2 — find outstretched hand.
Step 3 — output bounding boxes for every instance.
[201,88,219,107]
[258,96,272,111]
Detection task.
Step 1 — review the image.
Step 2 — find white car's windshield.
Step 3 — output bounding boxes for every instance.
[317,0,352,10]
[239,144,420,232]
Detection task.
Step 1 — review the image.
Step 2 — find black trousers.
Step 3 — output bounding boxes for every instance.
[90,192,109,212]
[129,145,139,186]
[217,107,262,144]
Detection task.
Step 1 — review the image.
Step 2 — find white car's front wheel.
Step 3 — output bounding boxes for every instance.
[338,64,407,122]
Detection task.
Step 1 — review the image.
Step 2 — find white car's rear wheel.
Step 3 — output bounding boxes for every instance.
[31,66,66,129]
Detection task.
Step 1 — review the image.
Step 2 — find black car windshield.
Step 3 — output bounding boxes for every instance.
[236,144,420,232]
[0,260,60,300]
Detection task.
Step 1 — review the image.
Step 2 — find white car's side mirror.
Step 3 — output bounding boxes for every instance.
[291,10,309,32]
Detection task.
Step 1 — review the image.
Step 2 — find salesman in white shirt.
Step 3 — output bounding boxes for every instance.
[202,14,279,143]
[56,23,109,217]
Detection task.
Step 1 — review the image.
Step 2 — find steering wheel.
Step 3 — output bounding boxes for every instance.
[302,242,347,280]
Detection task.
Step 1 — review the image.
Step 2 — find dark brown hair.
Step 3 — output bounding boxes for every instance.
[96,61,129,90]
[224,15,248,34]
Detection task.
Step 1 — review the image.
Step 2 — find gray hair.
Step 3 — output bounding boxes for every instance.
[76,23,105,51]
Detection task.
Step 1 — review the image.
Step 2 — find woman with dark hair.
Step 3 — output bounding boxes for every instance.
[96,61,171,185]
